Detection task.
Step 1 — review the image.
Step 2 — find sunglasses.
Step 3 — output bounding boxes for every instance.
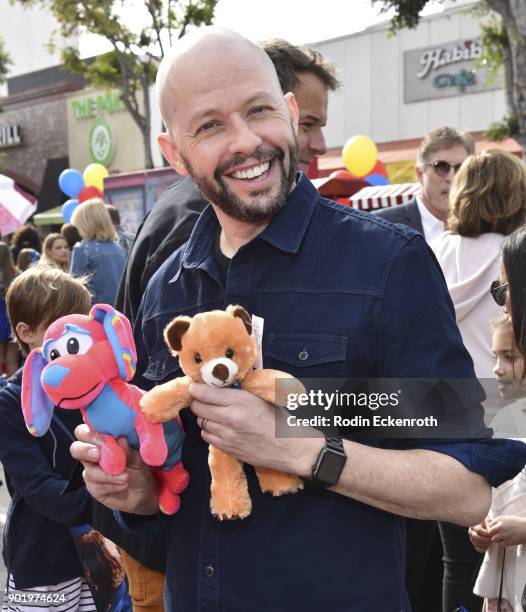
[490,280,510,307]
[424,160,463,177]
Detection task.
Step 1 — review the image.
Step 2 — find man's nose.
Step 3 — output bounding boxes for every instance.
[228,116,262,156]
[493,359,504,377]
[309,129,327,157]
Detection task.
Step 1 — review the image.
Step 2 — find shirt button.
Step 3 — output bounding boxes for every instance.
[204,565,215,577]
[298,350,309,361]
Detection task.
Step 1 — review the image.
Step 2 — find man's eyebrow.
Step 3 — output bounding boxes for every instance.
[300,113,322,123]
[188,91,276,131]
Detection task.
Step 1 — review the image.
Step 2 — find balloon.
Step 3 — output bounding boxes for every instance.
[342,135,378,178]
[365,173,389,186]
[78,186,103,203]
[58,169,84,198]
[83,163,109,193]
[330,169,354,180]
[61,199,79,223]
[369,159,388,178]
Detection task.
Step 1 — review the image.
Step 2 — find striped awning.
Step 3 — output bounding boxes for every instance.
[349,183,422,210]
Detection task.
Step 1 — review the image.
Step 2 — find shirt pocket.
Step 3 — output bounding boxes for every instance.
[264,333,348,379]
[143,351,182,383]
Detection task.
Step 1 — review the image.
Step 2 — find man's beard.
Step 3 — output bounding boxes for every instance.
[182,134,299,223]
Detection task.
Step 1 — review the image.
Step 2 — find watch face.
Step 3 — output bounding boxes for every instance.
[316,449,345,484]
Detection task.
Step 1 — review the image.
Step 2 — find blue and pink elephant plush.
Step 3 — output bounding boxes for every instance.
[21,304,188,514]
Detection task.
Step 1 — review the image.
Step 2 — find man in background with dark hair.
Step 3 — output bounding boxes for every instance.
[374,126,475,243]
[115,39,340,325]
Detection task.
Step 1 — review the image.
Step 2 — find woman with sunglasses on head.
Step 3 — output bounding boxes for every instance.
[431,149,526,612]
[432,149,526,379]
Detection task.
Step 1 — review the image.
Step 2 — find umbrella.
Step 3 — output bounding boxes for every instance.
[0,174,37,235]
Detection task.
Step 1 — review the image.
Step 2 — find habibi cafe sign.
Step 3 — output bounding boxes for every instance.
[404,39,498,103]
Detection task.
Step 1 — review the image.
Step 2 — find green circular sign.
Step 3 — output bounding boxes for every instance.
[88,118,115,166]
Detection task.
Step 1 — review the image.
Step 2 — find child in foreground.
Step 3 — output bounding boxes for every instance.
[469,313,526,611]
[0,267,96,611]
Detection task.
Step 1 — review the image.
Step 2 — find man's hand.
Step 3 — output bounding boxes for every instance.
[70,425,159,515]
[468,519,492,553]
[487,516,526,547]
[189,383,319,477]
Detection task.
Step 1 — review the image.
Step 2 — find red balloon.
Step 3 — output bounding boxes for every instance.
[78,186,103,203]
[330,169,354,180]
[369,160,388,178]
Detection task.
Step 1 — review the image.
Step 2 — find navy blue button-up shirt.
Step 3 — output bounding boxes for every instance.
[130,174,526,611]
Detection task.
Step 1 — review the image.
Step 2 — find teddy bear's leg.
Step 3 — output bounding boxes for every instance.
[209,446,252,520]
[255,467,304,497]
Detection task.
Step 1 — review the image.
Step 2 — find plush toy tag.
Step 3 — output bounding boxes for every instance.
[251,314,264,370]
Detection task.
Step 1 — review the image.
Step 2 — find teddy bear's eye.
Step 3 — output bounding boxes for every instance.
[194,353,202,364]
[225,348,234,358]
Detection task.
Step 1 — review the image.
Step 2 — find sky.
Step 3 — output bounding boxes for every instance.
[79,0,446,58]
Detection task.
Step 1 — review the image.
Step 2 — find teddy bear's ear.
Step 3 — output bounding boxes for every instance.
[227,305,252,335]
[164,316,192,351]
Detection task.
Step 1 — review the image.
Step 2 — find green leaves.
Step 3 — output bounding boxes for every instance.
[0,37,12,85]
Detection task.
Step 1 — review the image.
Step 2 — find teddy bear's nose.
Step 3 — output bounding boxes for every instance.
[212,363,229,382]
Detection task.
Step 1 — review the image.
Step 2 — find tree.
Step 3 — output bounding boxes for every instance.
[372,0,526,154]
[16,0,218,168]
[0,37,12,113]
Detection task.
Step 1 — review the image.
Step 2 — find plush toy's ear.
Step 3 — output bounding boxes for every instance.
[226,305,252,335]
[164,317,191,352]
[90,304,137,381]
[21,349,54,437]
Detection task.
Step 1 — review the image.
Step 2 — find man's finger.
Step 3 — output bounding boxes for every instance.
[74,424,104,446]
[116,437,147,469]
[189,382,238,406]
[190,399,229,422]
[70,440,100,464]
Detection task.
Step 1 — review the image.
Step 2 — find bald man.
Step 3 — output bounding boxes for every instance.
[72,28,526,611]
[115,39,339,325]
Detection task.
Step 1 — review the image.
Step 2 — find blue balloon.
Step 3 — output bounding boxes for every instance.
[59,168,84,198]
[365,173,389,186]
[61,199,79,223]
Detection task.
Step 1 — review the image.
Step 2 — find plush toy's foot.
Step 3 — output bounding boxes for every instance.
[209,446,252,520]
[256,467,304,496]
[165,462,189,494]
[99,435,126,475]
[210,493,252,521]
[159,490,181,515]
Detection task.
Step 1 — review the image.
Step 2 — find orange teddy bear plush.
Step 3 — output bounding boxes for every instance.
[140,305,304,520]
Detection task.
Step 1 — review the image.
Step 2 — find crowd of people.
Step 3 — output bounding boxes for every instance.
[2,25,526,612]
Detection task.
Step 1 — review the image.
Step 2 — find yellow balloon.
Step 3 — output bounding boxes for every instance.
[342,135,378,178]
[83,163,109,193]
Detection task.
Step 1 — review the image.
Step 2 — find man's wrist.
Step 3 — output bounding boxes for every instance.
[285,436,326,478]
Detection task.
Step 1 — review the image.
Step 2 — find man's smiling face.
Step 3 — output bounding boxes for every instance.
[158,36,299,223]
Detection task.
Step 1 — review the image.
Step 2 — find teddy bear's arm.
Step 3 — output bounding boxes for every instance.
[241,369,305,405]
[140,376,193,423]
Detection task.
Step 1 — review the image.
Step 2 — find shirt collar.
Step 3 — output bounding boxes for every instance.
[170,172,318,282]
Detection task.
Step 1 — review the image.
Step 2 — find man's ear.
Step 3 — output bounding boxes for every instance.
[158,132,189,176]
[284,92,299,133]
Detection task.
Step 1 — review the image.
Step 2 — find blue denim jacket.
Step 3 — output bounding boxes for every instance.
[130,175,526,611]
[70,239,126,306]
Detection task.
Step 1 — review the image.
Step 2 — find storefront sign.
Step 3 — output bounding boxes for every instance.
[71,91,126,121]
[89,118,116,166]
[0,124,22,149]
[404,39,501,103]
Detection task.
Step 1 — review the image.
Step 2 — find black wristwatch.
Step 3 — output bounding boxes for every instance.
[310,436,347,487]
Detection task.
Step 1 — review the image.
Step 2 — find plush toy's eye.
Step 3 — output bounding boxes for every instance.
[194,353,203,364]
[225,349,234,358]
[67,337,80,355]
[50,349,61,361]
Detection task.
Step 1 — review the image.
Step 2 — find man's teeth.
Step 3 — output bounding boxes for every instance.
[231,161,270,180]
